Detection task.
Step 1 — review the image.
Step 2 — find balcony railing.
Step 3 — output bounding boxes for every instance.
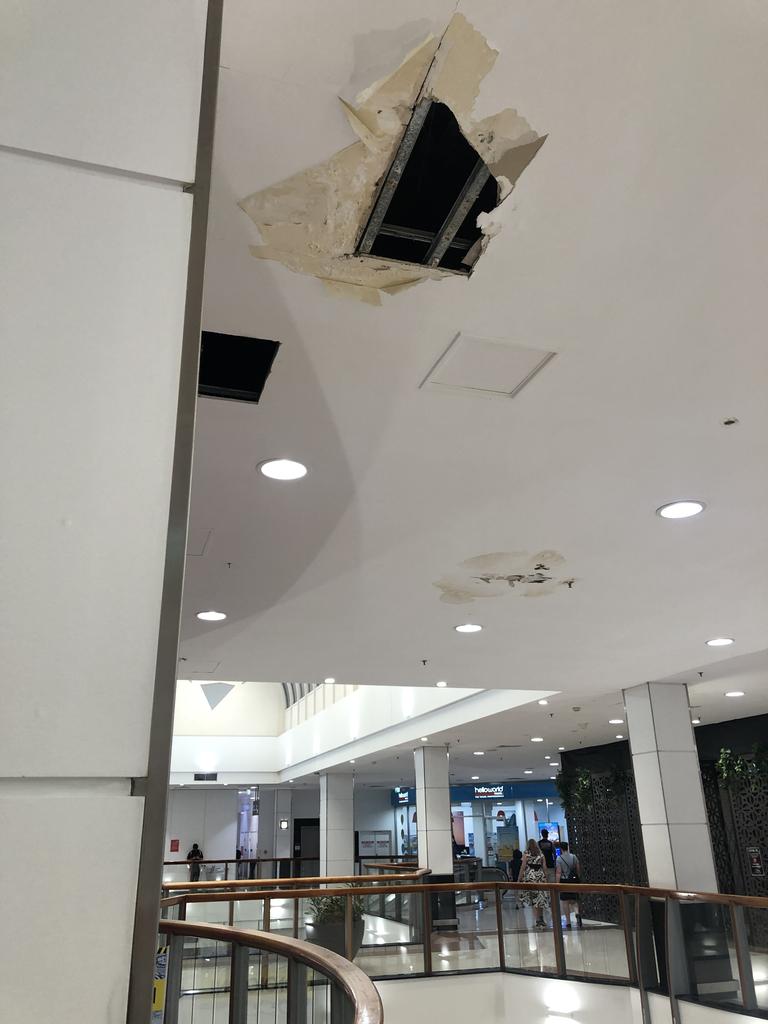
[156,918,383,1023]
[160,877,768,1023]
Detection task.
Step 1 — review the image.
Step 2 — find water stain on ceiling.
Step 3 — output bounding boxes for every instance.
[238,13,546,305]
[434,551,576,605]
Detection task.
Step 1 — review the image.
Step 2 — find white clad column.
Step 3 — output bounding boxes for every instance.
[414,746,454,875]
[320,774,355,877]
[624,682,717,891]
[0,2,217,1021]
[274,789,293,861]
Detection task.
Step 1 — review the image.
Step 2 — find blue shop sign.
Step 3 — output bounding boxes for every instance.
[391,780,558,806]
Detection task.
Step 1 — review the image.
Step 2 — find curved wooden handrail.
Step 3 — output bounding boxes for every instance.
[162,868,431,892]
[164,855,319,866]
[160,919,383,1024]
[161,877,768,912]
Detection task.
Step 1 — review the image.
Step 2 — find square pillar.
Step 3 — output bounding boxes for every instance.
[273,789,293,861]
[320,774,354,877]
[414,746,453,875]
[624,682,718,891]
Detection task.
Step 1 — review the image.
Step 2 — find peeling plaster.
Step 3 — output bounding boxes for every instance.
[239,13,545,302]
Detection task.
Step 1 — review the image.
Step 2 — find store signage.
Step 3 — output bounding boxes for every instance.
[169,838,180,853]
[391,780,558,807]
[474,784,505,799]
[747,847,764,877]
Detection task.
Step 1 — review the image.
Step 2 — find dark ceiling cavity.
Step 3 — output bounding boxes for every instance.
[198,331,280,404]
[356,100,499,274]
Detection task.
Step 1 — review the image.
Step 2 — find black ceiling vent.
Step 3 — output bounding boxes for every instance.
[193,772,218,782]
[356,99,499,275]
[198,331,279,404]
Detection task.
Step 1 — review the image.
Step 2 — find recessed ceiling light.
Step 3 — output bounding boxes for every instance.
[558,746,565,751]
[349,759,355,764]
[473,751,485,756]
[544,755,551,759]
[537,699,549,706]
[524,770,533,775]
[196,610,227,621]
[471,775,479,781]
[455,623,482,633]
[537,799,544,803]
[531,737,544,743]
[550,776,557,780]
[288,779,294,783]
[420,737,429,742]
[609,719,624,725]
[725,691,745,698]
[324,677,336,684]
[550,763,559,768]
[656,500,705,519]
[707,637,734,647]
[259,459,307,480]
[436,680,448,688]
[692,719,701,725]
[615,734,624,739]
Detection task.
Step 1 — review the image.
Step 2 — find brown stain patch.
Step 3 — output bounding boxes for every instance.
[434,551,577,605]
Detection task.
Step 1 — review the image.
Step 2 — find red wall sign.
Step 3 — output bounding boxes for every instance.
[170,838,180,853]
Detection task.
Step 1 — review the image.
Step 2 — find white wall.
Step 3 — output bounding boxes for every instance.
[292,788,320,818]
[0,3,206,1022]
[165,789,239,861]
[378,971,642,1024]
[355,787,395,833]
[170,686,554,780]
[174,679,285,736]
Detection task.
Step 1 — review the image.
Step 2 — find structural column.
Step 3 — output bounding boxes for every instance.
[414,746,454,875]
[0,3,219,1022]
[273,789,293,863]
[320,774,355,877]
[624,682,718,891]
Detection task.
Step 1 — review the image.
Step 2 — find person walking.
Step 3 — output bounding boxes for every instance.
[235,847,247,880]
[187,842,204,882]
[539,829,557,883]
[555,841,583,929]
[517,838,550,929]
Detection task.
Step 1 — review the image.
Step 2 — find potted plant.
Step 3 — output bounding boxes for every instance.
[305,889,366,958]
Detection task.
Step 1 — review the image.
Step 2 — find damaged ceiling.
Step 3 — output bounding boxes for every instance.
[185,0,768,712]
[238,13,545,304]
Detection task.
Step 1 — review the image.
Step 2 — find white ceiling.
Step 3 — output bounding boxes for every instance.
[180,2,768,728]
[269,649,766,787]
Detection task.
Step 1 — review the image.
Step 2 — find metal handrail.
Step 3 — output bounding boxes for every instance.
[158,918,383,1024]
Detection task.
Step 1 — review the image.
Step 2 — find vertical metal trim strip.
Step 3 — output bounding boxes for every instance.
[125,2,223,1021]
[730,903,758,1011]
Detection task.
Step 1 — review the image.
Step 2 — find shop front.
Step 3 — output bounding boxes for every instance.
[392,780,567,874]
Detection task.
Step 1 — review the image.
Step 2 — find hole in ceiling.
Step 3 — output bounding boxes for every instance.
[357,100,499,275]
[198,332,280,404]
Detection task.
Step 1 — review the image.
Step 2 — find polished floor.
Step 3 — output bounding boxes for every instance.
[183,895,631,980]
